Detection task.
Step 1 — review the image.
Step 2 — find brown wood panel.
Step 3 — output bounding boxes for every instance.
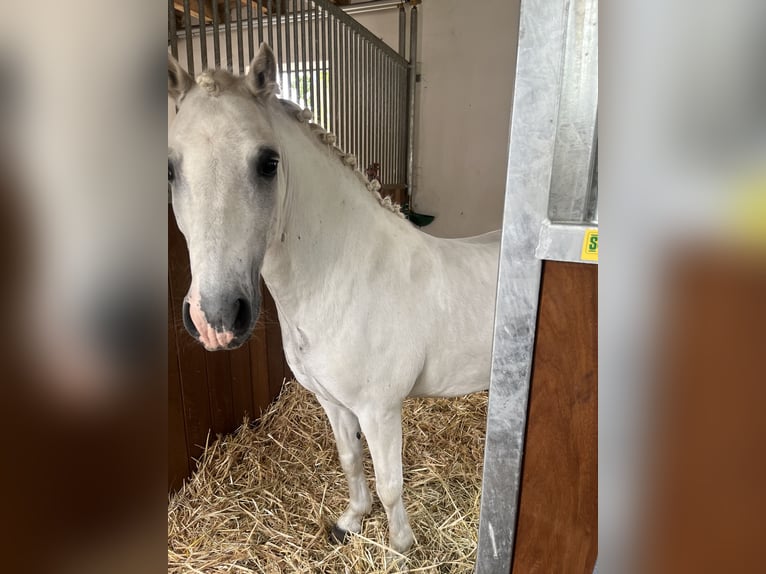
[168,283,190,491]
[512,261,598,573]
[168,207,286,490]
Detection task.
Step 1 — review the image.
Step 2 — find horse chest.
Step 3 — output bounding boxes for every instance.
[281,327,342,404]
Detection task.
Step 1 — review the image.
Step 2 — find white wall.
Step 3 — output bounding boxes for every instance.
[358,0,520,238]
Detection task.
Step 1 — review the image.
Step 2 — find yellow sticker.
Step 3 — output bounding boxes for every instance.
[581,228,598,262]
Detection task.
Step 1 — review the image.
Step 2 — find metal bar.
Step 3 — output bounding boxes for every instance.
[314,2,322,122]
[301,0,309,108]
[213,0,221,67]
[224,0,233,71]
[267,0,274,47]
[168,0,178,59]
[307,0,315,113]
[398,3,406,57]
[236,0,245,73]
[247,0,254,62]
[361,39,367,173]
[344,26,350,150]
[321,5,328,127]
[313,0,406,65]
[534,221,599,264]
[474,0,570,570]
[284,0,292,99]
[293,0,300,104]
[182,0,195,75]
[547,0,599,223]
[199,0,207,69]
[406,4,417,200]
[257,0,263,45]
[332,15,339,137]
[275,0,283,84]
[351,32,357,157]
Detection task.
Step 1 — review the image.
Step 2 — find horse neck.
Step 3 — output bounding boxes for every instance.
[261,109,401,312]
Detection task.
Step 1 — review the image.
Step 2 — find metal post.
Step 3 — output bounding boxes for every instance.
[398,4,406,57]
[267,0,274,47]
[474,0,569,570]
[406,3,417,202]
[284,2,292,99]
[236,0,245,73]
[247,0,254,62]
[182,0,194,76]
[307,1,315,113]
[168,0,178,59]
[213,0,221,68]
[199,0,207,70]
[257,0,263,45]
[224,0,233,71]
[276,0,283,82]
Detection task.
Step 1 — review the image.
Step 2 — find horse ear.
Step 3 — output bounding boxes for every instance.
[246,43,279,99]
[168,54,194,103]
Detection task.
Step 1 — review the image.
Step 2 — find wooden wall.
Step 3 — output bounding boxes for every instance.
[512,261,598,573]
[168,208,290,491]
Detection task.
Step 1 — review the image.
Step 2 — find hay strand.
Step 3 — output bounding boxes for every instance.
[168,381,487,573]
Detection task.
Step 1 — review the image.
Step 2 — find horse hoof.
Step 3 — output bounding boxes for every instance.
[329,524,349,544]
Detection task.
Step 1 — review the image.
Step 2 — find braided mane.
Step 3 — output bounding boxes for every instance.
[277,98,406,219]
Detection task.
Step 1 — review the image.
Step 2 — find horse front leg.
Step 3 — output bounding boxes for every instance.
[358,405,415,555]
[317,397,373,541]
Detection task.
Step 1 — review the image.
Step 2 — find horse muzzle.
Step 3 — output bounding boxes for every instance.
[182,288,258,351]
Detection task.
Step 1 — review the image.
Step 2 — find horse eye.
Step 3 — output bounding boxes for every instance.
[258,157,279,178]
[168,161,175,183]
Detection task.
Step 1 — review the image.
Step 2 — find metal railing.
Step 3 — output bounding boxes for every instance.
[169,0,414,191]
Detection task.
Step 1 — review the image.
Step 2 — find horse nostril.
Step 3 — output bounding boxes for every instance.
[182,300,200,339]
[232,298,251,335]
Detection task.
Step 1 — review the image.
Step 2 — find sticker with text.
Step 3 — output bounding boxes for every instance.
[581,229,598,262]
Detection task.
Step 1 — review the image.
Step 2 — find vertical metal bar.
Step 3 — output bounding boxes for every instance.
[398,4,406,57]
[284,1,292,99]
[257,0,263,45]
[168,0,178,60]
[386,56,391,184]
[321,6,328,128]
[293,0,300,104]
[301,0,307,109]
[182,0,195,76]
[199,0,207,69]
[475,0,569,569]
[332,15,339,138]
[399,66,407,185]
[406,4,418,201]
[267,0,274,47]
[213,0,221,68]
[351,32,357,157]
[224,0,233,71]
[236,0,245,73]
[307,1,315,113]
[247,0,254,62]
[344,26,351,151]
[314,2,321,122]
[275,0,283,84]
[361,39,367,173]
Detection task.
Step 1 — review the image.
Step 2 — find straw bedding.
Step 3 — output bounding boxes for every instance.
[168,380,488,573]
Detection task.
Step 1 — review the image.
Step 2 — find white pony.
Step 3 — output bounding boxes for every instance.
[168,44,500,556]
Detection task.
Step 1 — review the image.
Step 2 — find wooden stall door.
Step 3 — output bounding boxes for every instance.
[168,207,290,491]
[512,261,598,573]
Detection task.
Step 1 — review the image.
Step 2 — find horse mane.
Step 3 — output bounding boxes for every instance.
[193,69,405,219]
[276,99,406,219]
